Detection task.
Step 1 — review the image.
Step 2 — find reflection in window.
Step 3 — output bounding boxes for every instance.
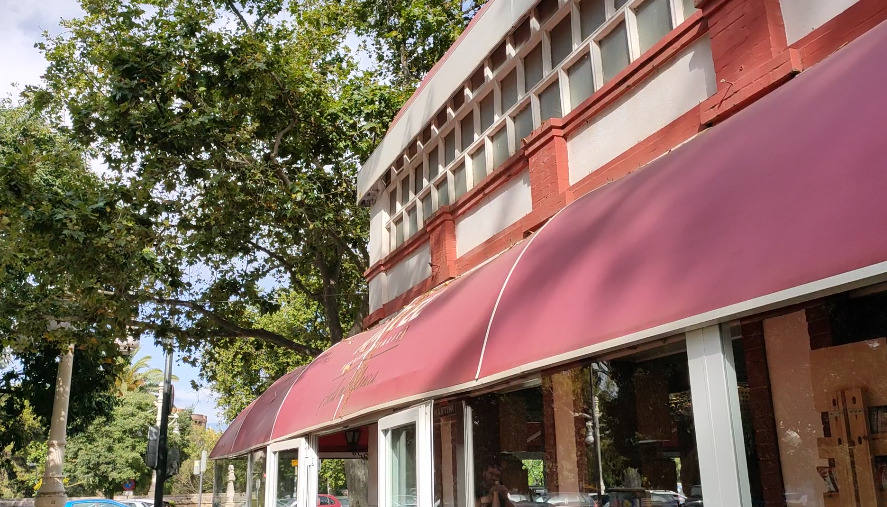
[550,16,573,67]
[453,163,467,200]
[471,148,487,187]
[600,23,630,83]
[213,458,247,507]
[513,106,534,145]
[636,0,673,54]
[480,94,495,132]
[249,450,266,507]
[501,70,518,113]
[461,113,475,151]
[539,81,562,122]
[568,54,594,110]
[524,45,544,91]
[276,449,299,507]
[388,425,418,507]
[433,403,465,507]
[580,0,606,40]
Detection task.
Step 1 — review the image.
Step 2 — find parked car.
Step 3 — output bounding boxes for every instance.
[65,500,130,507]
[317,494,342,507]
[121,499,154,507]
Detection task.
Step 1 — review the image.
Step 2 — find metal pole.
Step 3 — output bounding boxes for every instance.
[154,344,174,507]
[198,463,205,507]
[591,364,605,497]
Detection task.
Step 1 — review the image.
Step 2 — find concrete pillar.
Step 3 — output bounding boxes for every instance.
[34,345,75,507]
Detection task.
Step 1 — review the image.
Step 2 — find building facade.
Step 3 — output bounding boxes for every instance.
[211,1,887,506]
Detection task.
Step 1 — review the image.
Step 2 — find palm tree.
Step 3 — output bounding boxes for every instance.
[114,348,177,396]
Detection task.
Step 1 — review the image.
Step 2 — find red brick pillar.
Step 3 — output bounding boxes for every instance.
[523,118,570,224]
[426,207,457,284]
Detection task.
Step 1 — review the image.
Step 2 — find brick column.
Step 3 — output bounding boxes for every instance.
[523,118,570,222]
[426,207,457,284]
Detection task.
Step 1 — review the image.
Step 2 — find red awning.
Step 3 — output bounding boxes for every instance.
[212,19,887,458]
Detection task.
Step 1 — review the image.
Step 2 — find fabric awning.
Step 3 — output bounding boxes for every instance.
[212,19,887,459]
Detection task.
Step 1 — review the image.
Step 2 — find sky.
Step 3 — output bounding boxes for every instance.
[1,0,226,429]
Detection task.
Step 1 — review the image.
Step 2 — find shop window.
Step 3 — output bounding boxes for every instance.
[433,402,466,507]
[460,113,475,151]
[407,206,418,237]
[567,54,594,110]
[274,449,299,507]
[580,0,606,40]
[249,449,267,507]
[501,70,518,113]
[550,16,574,67]
[471,147,487,187]
[437,179,450,207]
[468,342,703,506]
[513,106,534,145]
[213,457,247,507]
[636,0,673,54]
[444,131,456,166]
[378,403,433,507]
[266,438,314,507]
[422,193,434,223]
[453,163,467,200]
[524,45,544,91]
[480,94,495,132]
[491,128,509,168]
[539,80,562,122]
[599,22,630,83]
[428,146,440,180]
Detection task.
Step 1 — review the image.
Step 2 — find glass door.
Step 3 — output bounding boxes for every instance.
[267,437,318,507]
[378,403,433,507]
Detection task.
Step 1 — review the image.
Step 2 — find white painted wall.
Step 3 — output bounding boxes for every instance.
[455,171,532,257]
[369,198,388,266]
[368,272,388,314]
[387,244,432,301]
[567,37,716,185]
[780,0,857,45]
[357,0,538,201]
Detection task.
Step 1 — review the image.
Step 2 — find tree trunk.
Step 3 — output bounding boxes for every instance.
[344,460,369,507]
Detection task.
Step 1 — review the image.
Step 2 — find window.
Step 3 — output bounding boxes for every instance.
[550,16,573,67]
[600,22,630,83]
[453,163,467,200]
[265,437,315,507]
[471,147,487,187]
[460,113,475,151]
[378,403,433,507]
[437,179,450,207]
[389,190,397,216]
[394,218,404,247]
[500,70,518,113]
[513,18,531,49]
[414,166,423,195]
[249,450,266,507]
[682,0,697,18]
[490,41,507,72]
[479,94,495,132]
[580,0,606,39]
[537,0,559,22]
[433,403,466,507]
[444,131,456,166]
[422,194,434,223]
[407,206,418,236]
[636,0,673,54]
[614,0,630,8]
[514,106,534,145]
[470,66,485,93]
[400,178,410,206]
[213,458,247,507]
[491,128,509,168]
[568,54,594,110]
[428,146,440,180]
[524,45,544,91]
[539,80,562,122]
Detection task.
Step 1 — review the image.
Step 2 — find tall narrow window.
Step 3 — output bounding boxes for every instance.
[453,162,467,200]
[395,218,404,246]
[407,206,418,237]
[539,80,562,121]
[414,166,423,195]
[479,94,495,132]
[568,53,594,109]
[600,22,630,83]
[524,45,544,91]
[580,0,606,39]
[491,128,509,168]
[378,404,432,507]
[636,0,673,54]
[460,112,475,151]
[400,177,411,205]
[471,147,487,187]
[436,179,450,207]
[428,146,440,180]
[249,450,266,507]
[513,106,534,145]
[422,194,434,223]
[501,70,518,113]
[389,190,397,216]
[444,131,456,166]
[550,16,574,67]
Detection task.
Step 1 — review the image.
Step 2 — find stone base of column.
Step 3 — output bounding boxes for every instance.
[34,489,67,507]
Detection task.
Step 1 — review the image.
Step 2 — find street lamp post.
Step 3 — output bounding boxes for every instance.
[153,341,174,507]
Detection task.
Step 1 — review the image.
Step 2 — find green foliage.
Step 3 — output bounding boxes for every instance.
[169,424,220,495]
[319,459,346,495]
[521,459,543,487]
[0,403,46,497]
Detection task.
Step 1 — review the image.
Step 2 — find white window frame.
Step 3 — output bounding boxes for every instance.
[265,436,319,507]
[378,402,433,507]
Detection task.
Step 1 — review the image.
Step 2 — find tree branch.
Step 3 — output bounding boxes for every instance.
[225,0,252,32]
[269,120,296,188]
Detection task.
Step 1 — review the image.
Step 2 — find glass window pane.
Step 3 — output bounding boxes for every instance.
[491,128,509,168]
[214,458,247,507]
[388,425,417,507]
[453,163,467,199]
[401,177,410,205]
[389,190,397,215]
[501,70,518,113]
[471,147,487,186]
[513,18,531,49]
[480,94,495,132]
[422,193,434,222]
[636,0,673,54]
[537,0,559,22]
[550,16,574,67]
[539,81,562,122]
[428,146,439,180]
[470,66,485,92]
[407,206,418,236]
[395,218,404,246]
[444,131,456,166]
[568,53,594,109]
[683,0,698,20]
[513,106,534,145]
[436,179,450,207]
[614,0,630,8]
[276,449,299,507]
[249,450,266,507]
[580,0,606,39]
[414,166,423,194]
[490,41,507,72]
[460,112,474,151]
[524,45,544,91]
[600,22,630,83]
[433,403,465,507]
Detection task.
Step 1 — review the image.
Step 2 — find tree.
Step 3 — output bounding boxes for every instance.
[169,423,220,495]
[114,348,178,397]
[36,0,402,362]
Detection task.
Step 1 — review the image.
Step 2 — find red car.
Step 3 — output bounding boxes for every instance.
[317,494,343,507]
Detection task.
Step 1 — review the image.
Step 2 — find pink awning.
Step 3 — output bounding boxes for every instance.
[212,19,887,458]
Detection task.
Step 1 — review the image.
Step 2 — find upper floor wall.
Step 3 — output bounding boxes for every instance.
[358,0,887,323]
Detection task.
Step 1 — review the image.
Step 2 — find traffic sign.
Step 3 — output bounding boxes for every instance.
[123,479,135,491]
